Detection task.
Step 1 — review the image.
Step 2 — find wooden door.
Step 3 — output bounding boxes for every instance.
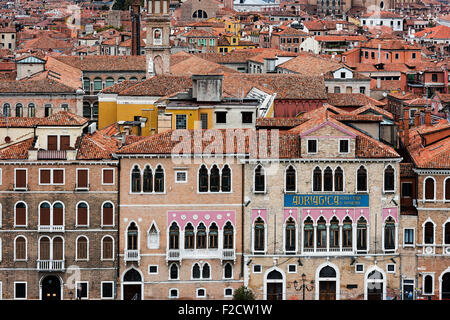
[123,285,141,300]
[267,283,283,300]
[319,281,336,300]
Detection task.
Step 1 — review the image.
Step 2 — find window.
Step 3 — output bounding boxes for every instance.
[15,103,23,117]
[210,165,220,192]
[102,202,114,226]
[324,167,333,191]
[242,112,253,124]
[288,264,297,273]
[216,112,227,124]
[395,53,399,60]
[14,236,27,260]
[148,224,159,249]
[196,223,207,249]
[175,114,187,129]
[77,169,89,189]
[253,265,262,273]
[412,53,416,59]
[424,221,434,244]
[330,217,339,248]
[169,223,179,249]
[209,223,218,249]
[83,78,91,92]
[185,223,195,249]
[76,282,88,299]
[175,171,187,183]
[423,274,434,295]
[131,166,141,192]
[223,222,233,249]
[202,263,210,279]
[404,228,414,246]
[402,182,413,198]
[313,167,322,191]
[102,169,114,185]
[340,72,346,79]
[384,217,396,251]
[101,282,114,299]
[445,223,450,245]
[224,263,233,279]
[254,165,265,193]
[39,169,64,185]
[360,87,366,94]
[342,217,352,249]
[431,74,438,82]
[76,236,88,260]
[424,177,435,201]
[2,103,10,117]
[357,217,367,251]
[143,165,152,192]
[339,139,349,153]
[14,282,26,300]
[76,202,88,226]
[387,264,396,273]
[285,165,296,192]
[224,288,233,297]
[384,165,395,192]
[61,104,69,112]
[154,165,164,193]
[334,167,343,192]
[285,218,296,252]
[221,165,231,192]
[334,86,341,93]
[149,265,158,274]
[169,264,179,280]
[93,78,102,92]
[27,103,35,117]
[15,168,27,189]
[200,113,208,129]
[316,217,327,248]
[307,139,317,154]
[105,78,115,88]
[304,217,314,249]
[198,165,208,192]
[15,202,27,226]
[44,104,52,117]
[355,264,364,273]
[357,166,367,192]
[102,236,114,260]
[169,289,179,298]
[254,218,265,252]
[196,288,206,298]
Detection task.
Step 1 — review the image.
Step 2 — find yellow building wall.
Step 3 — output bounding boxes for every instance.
[116,103,158,136]
[98,101,118,130]
[167,108,213,130]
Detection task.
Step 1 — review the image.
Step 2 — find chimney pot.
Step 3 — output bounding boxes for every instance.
[424,107,432,126]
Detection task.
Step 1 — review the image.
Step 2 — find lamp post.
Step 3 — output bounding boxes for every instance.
[293,273,314,300]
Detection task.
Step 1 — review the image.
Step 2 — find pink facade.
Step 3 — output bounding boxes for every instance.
[251,208,268,224]
[301,208,370,223]
[168,210,236,230]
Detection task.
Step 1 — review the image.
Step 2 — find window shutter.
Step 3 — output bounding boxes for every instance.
[52,238,63,260]
[60,136,70,150]
[39,238,50,260]
[53,169,64,184]
[102,238,113,259]
[40,206,50,226]
[15,169,26,188]
[77,206,88,226]
[53,206,63,226]
[16,238,26,260]
[16,206,26,226]
[48,135,58,150]
[40,169,51,184]
[103,169,114,184]
[103,205,113,226]
[77,238,87,260]
[78,170,88,188]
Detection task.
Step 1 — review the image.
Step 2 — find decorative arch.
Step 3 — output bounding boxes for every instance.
[315,262,340,300]
[147,221,160,249]
[364,266,386,300]
[264,267,286,300]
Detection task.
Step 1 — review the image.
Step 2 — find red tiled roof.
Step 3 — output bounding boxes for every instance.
[0,137,34,159]
[327,93,385,107]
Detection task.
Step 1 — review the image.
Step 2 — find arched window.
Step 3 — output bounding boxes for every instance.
[154,165,164,192]
[224,263,233,279]
[285,165,296,192]
[185,223,194,249]
[285,217,296,252]
[223,222,234,249]
[384,165,395,192]
[27,103,35,117]
[77,202,88,226]
[202,263,210,279]
[102,236,114,260]
[129,77,138,81]
[196,223,207,249]
[357,217,367,251]
[334,167,343,191]
[199,165,208,192]
[117,77,126,83]
[131,165,141,193]
[254,165,265,192]
[317,217,327,248]
[221,165,231,192]
[208,223,218,249]
[39,202,51,226]
[15,236,27,260]
[83,78,91,92]
[170,264,178,280]
[53,202,64,226]
[424,221,434,244]
[76,236,88,260]
[169,223,179,250]
[148,224,159,249]
[319,266,337,278]
[313,167,322,191]
[53,237,63,260]
[93,77,102,92]
[303,217,314,249]
[424,177,435,200]
[3,103,10,117]
[192,9,208,19]
[102,202,114,226]
[210,165,220,192]
[445,222,450,245]
[384,217,395,250]
[357,166,367,192]
[424,275,433,294]
[15,103,23,117]
[254,217,265,251]
[342,217,352,249]
[127,223,138,250]
[15,202,27,226]
[143,165,153,192]
[192,263,201,279]
[105,77,115,88]
[330,217,339,248]
[39,237,50,260]
[324,167,333,191]
[445,178,450,201]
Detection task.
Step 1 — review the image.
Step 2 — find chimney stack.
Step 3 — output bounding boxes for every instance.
[130,0,141,56]
[414,112,420,127]
[424,107,432,126]
[403,108,409,148]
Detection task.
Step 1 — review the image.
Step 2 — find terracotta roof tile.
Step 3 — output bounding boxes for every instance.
[0,137,34,159]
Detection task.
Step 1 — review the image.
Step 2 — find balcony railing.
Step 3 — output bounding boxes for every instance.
[124,249,140,262]
[222,249,235,261]
[37,150,67,160]
[37,260,65,271]
[167,249,181,261]
[38,225,64,232]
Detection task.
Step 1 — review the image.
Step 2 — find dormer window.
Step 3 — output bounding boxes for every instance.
[339,139,349,153]
[307,139,317,154]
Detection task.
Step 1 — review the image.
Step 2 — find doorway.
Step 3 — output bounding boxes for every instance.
[366,269,384,300]
[41,275,61,300]
[122,268,142,300]
[442,272,450,300]
[317,265,337,300]
[265,269,284,300]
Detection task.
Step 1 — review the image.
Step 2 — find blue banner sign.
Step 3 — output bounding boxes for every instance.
[285,194,369,207]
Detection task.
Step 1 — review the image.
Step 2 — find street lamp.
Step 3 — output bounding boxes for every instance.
[293,273,314,300]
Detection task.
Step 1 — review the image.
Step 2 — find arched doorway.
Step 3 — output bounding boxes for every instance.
[366,269,385,300]
[122,268,142,300]
[317,265,337,300]
[265,269,284,300]
[41,275,61,300]
[440,271,450,300]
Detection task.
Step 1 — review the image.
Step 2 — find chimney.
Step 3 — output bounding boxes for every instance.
[403,108,409,148]
[424,107,432,126]
[376,77,381,89]
[414,112,420,127]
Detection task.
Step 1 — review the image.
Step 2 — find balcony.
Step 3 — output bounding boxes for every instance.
[38,225,65,232]
[222,249,236,261]
[37,260,65,272]
[167,249,181,262]
[124,249,140,262]
[37,150,67,160]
